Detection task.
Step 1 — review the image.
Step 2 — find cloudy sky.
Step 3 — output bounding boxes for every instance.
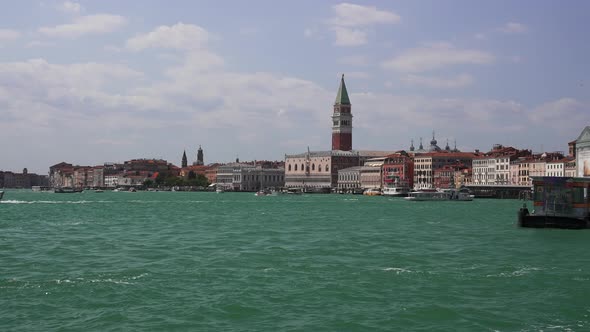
[1,1,589,173]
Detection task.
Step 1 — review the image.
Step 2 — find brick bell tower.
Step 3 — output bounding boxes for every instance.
[332,74,352,151]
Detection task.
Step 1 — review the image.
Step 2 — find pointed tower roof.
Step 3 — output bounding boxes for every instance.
[335,74,351,105]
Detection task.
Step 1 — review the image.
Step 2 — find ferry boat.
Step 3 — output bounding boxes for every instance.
[405,187,474,201]
[518,177,590,229]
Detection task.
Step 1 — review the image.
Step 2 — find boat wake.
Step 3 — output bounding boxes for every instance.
[0,200,114,204]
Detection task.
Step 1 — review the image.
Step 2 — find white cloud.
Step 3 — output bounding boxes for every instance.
[38,14,127,38]
[126,23,210,51]
[382,42,495,72]
[326,3,400,47]
[0,29,20,42]
[402,74,473,88]
[498,22,528,34]
[332,26,367,46]
[329,3,400,27]
[57,1,82,14]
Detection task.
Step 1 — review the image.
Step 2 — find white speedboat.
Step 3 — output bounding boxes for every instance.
[405,187,473,201]
[381,185,410,197]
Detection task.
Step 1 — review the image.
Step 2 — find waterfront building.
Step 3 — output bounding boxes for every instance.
[337,166,362,192]
[434,163,469,189]
[453,167,473,188]
[92,166,104,188]
[360,157,385,190]
[0,169,49,189]
[382,151,414,189]
[215,162,284,191]
[49,162,74,188]
[104,174,119,188]
[575,126,590,177]
[285,150,393,190]
[414,152,477,189]
[545,157,575,177]
[472,145,531,185]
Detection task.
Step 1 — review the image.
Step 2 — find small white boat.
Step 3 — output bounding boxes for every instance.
[381,185,410,197]
[405,187,473,201]
[255,190,268,196]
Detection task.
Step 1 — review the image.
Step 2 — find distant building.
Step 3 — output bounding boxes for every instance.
[414,152,477,189]
[472,145,531,185]
[337,166,362,191]
[215,162,284,191]
[382,151,414,189]
[181,150,188,168]
[0,169,48,189]
[575,126,590,177]
[194,145,204,166]
[285,150,394,190]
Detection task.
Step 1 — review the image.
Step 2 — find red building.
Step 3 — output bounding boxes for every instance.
[382,151,414,189]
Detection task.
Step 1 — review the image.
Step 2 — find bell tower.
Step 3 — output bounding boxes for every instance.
[332,74,352,151]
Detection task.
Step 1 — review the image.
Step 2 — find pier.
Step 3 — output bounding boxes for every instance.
[464,184,532,199]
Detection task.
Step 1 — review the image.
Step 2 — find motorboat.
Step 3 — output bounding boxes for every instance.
[381,185,410,197]
[405,187,473,201]
[54,187,83,193]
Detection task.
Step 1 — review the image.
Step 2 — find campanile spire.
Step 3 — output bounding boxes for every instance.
[331,74,353,151]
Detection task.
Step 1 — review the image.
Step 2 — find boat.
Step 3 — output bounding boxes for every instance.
[0,190,4,201]
[216,185,225,193]
[363,188,381,196]
[405,187,473,201]
[381,185,410,197]
[54,187,83,193]
[255,190,269,196]
[94,189,104,193]
[382,176,410,197]
[518,176,590,229]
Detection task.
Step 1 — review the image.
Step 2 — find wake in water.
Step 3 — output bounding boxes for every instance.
[0,200,114,204]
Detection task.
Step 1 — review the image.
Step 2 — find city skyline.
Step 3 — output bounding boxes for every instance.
[1,1,589,174]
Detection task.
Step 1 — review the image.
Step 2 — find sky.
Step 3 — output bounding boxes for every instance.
[1,0,589,174]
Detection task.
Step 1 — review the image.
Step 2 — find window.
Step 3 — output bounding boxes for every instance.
[312,164,315,171]
[288,164,291,171]
[326,165,329,172]
[294,164,298,171]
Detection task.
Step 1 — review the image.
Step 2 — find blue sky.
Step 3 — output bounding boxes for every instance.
[1,1,589,173]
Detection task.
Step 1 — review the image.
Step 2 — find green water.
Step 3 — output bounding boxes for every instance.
[1,190,589,331]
